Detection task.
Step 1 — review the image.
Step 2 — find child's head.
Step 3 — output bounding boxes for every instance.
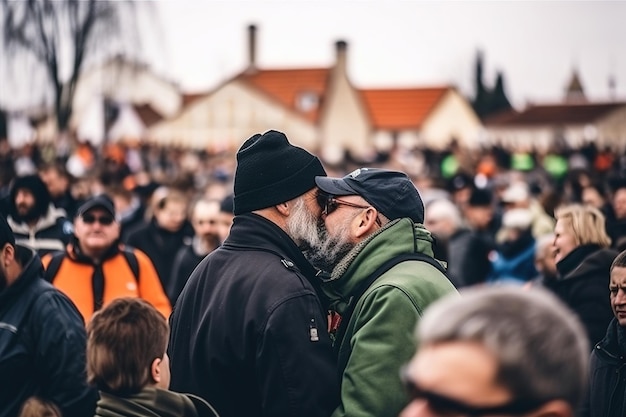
[87,298,169,395]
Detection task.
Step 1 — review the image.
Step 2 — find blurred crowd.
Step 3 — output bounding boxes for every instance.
[2,132,626,417]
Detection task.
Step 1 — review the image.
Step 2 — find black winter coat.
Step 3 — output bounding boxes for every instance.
[126,218,193,289]
[0,246,97,417]
[168,213,339,417]
[548,244,618,349]
[579,318,626,417]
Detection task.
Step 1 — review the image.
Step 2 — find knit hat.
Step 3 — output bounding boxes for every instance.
[315,168,425,224]
[233,130,326,215]
[0,215,15,248]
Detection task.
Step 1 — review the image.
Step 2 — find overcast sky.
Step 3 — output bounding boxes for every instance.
[154,0,626,109]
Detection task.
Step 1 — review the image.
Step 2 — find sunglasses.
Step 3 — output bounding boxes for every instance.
[82,214,115,225]
[315,192,369,215]
[400,368,544,416]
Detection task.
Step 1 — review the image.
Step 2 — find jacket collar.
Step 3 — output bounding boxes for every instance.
[8,204,66,234]
[323,218,436,300]
[223,213,317,278]
[597,318,626,359]
[556,244,601,279]
[67,236,122,265]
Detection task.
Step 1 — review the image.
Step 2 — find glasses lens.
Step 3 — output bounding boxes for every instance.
[82,214,113,225]
[98,216,114,225]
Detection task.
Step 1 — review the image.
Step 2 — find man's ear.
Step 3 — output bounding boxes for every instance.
[275,202,290,216]
[354,207,379,239]
[1,243,15,267]
[150,357,162,384]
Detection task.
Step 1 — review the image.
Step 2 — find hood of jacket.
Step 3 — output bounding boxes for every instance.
[321,218,437,306]
[8,204,68,234]
[96,387,219,417]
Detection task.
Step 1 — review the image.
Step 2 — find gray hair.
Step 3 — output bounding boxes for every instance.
[417,285,589,408]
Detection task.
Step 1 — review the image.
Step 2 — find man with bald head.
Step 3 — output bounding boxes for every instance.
[167,197,222,304]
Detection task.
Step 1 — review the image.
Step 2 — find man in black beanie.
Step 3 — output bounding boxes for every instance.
[168,130,339,417]
[7,174,73,256]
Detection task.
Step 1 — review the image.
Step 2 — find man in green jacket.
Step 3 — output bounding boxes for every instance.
[311,168,458,417]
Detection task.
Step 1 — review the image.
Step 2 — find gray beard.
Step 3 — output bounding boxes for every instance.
[285,197,355,273]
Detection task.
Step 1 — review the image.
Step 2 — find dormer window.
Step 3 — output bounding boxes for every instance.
[296,91,319,112]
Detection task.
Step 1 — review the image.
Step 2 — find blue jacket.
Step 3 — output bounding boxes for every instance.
[0,246,97,417]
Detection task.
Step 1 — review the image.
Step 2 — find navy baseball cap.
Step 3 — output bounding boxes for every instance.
[315,168,425,224]
[77,194,116,218]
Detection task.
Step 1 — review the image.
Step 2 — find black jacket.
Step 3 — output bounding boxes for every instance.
[126,218,193,289]
[168,213,339,417]
[580,318,626,417]
[547,244,618,349]
[0,245,97,417]
[167,243,205,305]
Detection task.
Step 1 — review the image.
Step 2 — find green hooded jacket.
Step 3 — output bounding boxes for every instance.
[322,218,458,417]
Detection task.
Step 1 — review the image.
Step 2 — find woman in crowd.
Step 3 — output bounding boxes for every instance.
[545,204,618,349]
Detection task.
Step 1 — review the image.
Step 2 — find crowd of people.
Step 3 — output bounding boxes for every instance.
[1,130,626,417]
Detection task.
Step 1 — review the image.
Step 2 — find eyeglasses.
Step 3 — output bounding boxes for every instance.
[400,367,544,416]
[82,214,115,225]
[316,192,382,226]
[315,192,366,215]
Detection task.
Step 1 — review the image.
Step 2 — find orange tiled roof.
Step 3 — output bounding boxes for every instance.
[486,102,626,126]
[238,68,331,122]
[360,87,449,129]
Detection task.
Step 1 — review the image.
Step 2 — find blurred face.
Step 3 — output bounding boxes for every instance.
[216,211,234,243]
[464,206,493,230]
[155,200,187,232]
[536,244,558,278]
[610,266,626,327]
[400,342,514,417]
[39,168,68,198]
[553,218,577,263]
[74,208,120,256]
[192,201,221,248]
[14,188,37,218]
[581,187,605,209]
[614,188,626,220]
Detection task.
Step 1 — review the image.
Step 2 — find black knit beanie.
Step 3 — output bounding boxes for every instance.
[233,130,326,215]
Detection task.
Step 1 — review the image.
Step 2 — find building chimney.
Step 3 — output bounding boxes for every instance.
[247,24,257,71]
[335,40,347,74]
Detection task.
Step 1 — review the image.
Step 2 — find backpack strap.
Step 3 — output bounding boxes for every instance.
[121,247,140,283]
[334,253,448,349]
[43,251,66,283]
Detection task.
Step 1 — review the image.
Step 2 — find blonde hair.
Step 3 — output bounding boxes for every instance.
[554,204,611,248]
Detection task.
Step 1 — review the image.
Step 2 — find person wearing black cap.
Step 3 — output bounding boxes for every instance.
[6,174,73,256]
[0,214,97,417]
[312,168,457,417]
[41,194,171,323]
[168,130,339,417]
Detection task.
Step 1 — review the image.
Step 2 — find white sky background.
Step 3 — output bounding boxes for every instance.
[154,0,626,109]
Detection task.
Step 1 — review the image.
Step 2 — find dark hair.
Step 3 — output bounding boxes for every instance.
[86,298,168,395]
[611,249,626,273]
